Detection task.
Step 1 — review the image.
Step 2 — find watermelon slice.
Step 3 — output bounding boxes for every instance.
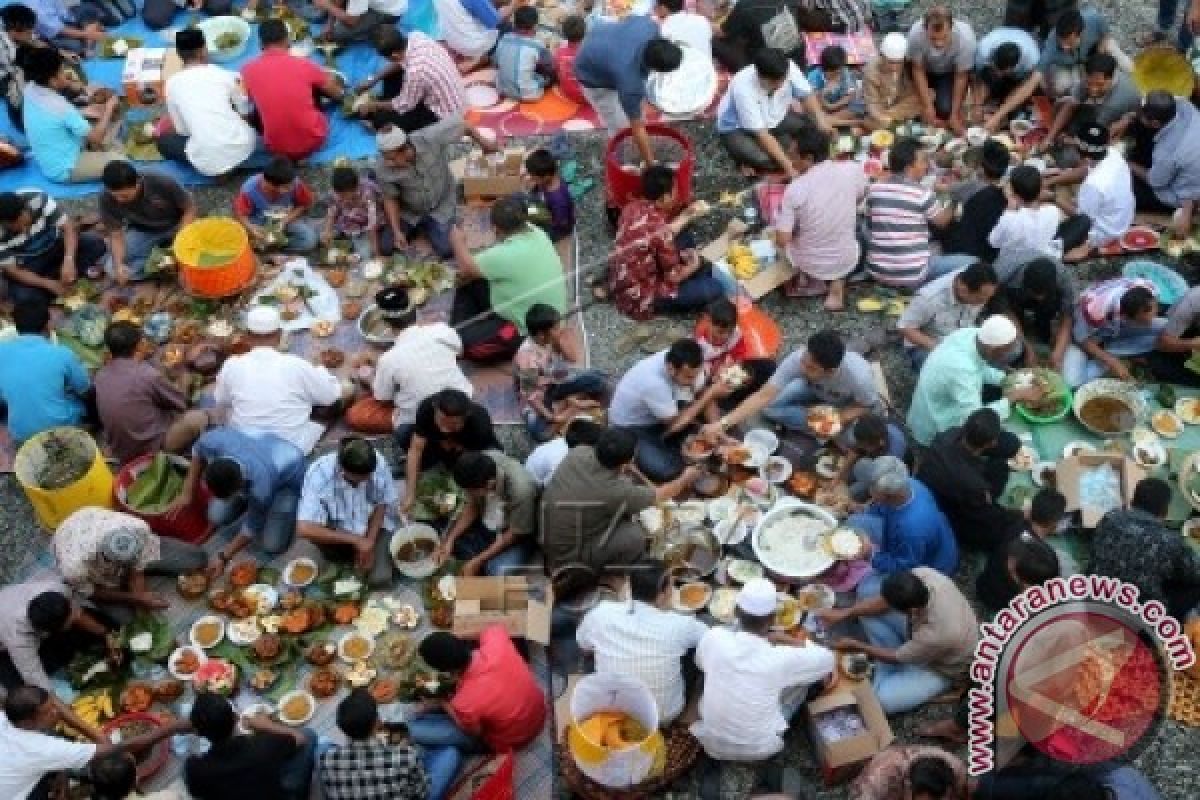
[1121,227,1160,252]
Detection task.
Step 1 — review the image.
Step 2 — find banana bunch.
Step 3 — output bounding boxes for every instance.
[72,691,115,727]
[728,243,759,279]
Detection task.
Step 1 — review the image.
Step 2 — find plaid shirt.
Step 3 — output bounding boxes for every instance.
[390,32,467,120]
[319,739,428,800]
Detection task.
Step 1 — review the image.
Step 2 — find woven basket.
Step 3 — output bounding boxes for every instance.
[560,724,700,800]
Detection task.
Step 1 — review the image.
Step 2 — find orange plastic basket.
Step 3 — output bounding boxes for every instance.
[173,217,257,298]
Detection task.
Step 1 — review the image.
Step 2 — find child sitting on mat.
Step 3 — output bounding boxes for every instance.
[322,165,387,260]
[553,14,587,105]
[514,303,607,442]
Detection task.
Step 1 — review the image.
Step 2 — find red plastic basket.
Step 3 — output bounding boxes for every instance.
[114,453,213,545]
[604,124,693,210]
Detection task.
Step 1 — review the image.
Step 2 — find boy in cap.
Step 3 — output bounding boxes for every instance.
[690,577,835,765]
[52,507,207,621]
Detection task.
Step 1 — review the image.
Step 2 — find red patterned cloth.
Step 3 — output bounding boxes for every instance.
[608,197,683,320]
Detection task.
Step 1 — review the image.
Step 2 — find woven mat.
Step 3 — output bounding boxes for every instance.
[1169,670,1200,726]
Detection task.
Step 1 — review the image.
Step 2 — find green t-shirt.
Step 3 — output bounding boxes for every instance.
[475,225,567,334]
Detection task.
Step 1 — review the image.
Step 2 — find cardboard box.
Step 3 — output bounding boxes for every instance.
[462,147,527,202]
[1056,453,1146,528]
[121,48,182,107]
[451,576,553,644]
[807,682,894,785]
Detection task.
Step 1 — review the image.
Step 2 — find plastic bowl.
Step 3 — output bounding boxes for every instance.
[198,16,252,63]
[1010,371,1073,424]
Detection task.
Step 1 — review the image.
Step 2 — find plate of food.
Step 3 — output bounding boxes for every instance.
[192,658,238,696]
[1031,461,1058,488]
[227,617,262,646]
[355,606,390,638]
[283,557,318,588]
[189,616,225,650]
[1152,409,1185,439]
[1007,445,1038,471]
[1006,368,1072,423]
[743,428,779,455]
[1121,226,1161,252]
[277,690,316,726]
[102,713,168,782]
[771,593,801,631]
[796,583,836,612]
[672,582,713,613]
[707,587,738,623]
[725,558,764,585]
[826,528,865,560]
[1063,441,1096,459]
[167,646,207,680]
[807,406,842,439]
[763,455,793,484]
[671,500,707,529]
[1132,439,1168,469]
[1176,397,1200,424]
[243,584,279,615]
[740,476,777,508]
[338,632,375,663]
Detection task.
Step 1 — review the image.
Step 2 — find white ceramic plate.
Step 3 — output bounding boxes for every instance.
[167,646,208,680]
[282,558,318,588]
[189,616,225,650]
[227,617,262,646]
[277,690,316,726]
[465,84,500,109]
[337,632,376,663]
[744,428,779,454]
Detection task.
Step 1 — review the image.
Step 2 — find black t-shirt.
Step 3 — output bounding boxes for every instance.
[916,428,1025,551]
[944,184,1006,262]
[184,732,298,800]
[723,0,802,56]
[413,397,500,456]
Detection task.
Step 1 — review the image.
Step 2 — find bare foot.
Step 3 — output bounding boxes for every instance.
[824,281,845,311]
[739,164,759,178]
[917,718,968,744]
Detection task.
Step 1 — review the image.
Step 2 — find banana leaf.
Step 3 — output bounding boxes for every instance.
[258,566,281,586]
[411,469,465,522]
[126,453,185,513]
[66,649,127,690]
[56,332,106,370]
[121,612,174,663]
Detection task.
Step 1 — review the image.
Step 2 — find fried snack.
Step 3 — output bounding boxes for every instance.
[306,641,337,666]
[120,684,154,713]
[208,588,233,613]
[174,649,201,676]
[279,590,305,611]
[369,677,397,704]
[177,572,209,600]
[252,634,282,662]
[229,561,258,588]
[332,602,360,625]
[250,669,277,691]
[308,667,339,698]
[153,679,185,702]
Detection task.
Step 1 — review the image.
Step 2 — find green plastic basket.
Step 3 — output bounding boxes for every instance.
[1009,369,1073,424]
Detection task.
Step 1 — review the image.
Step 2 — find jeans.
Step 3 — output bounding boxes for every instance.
[855,570,953,714]
[452,520,534,576]
[280,221,319,254]
[718,111,814,171]
[156,133,274,176]
[143,0,232,28]
[208,488,299,555]
[626,423,685,482]
[7,233,108,307]
[524,369,609,442]
[300,532,395,588]
[654,265,728,314]
[118,226,178,280]
[408,712,485,800]
[401,215,453,259]
[926,70,956,120]
[1062,318,1168,387]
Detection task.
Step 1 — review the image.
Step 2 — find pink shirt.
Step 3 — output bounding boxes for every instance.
[390,32,468,120]
[776,159,868,281]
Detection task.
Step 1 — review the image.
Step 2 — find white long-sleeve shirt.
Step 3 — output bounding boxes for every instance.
[214,347,342,454]
[373,323,472,428]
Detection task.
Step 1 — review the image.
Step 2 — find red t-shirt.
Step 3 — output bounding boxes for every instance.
[448,626,546,752]
[554,43,584,105]
[241,49,329,160]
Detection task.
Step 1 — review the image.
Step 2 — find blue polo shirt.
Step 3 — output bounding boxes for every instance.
[574,15,659,120]
[193,427,306,536]
[0,334,89,443]
[868,478,960,576]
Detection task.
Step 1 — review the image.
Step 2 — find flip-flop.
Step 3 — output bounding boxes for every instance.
[560,159,578,183]
[568,176,596,201]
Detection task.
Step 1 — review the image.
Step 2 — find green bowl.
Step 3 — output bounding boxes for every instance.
[1010,369,1073,424]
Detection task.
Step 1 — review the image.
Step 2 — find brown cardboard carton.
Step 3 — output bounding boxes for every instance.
[1056,453,1146,528]
[807,682,895,784]
[122,48,182,107]
[451,576,553,644]
[462,147,528,202]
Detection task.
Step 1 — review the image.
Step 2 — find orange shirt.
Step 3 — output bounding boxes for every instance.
[448,625,546,751]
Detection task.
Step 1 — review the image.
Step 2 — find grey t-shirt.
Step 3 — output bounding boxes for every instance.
[897,269,987,344]
[768,348,883,411]
[609,350,705,428]
[907,18,977,75]
[1071,72,1140,127]
[1163,287,1200,339]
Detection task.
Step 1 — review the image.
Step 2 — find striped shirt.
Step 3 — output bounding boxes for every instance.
[494,32,551,101]
[0,189,64,265]
[297,450,399,537]
[865,177,941,288]
[389,32,467,121]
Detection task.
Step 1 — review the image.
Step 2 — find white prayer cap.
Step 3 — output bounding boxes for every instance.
[245,305,282,335]
[880,33,908,61]
[376,127,408,152]
[736,578,778,617]
[977,315,1018,347]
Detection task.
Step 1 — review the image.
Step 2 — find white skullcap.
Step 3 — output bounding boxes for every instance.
[977,315,1018,347]
[376,127,408,152]
[880,32,908,61]
[736,578,778,617]
[870,455,909,495]
[245,305,282,335]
